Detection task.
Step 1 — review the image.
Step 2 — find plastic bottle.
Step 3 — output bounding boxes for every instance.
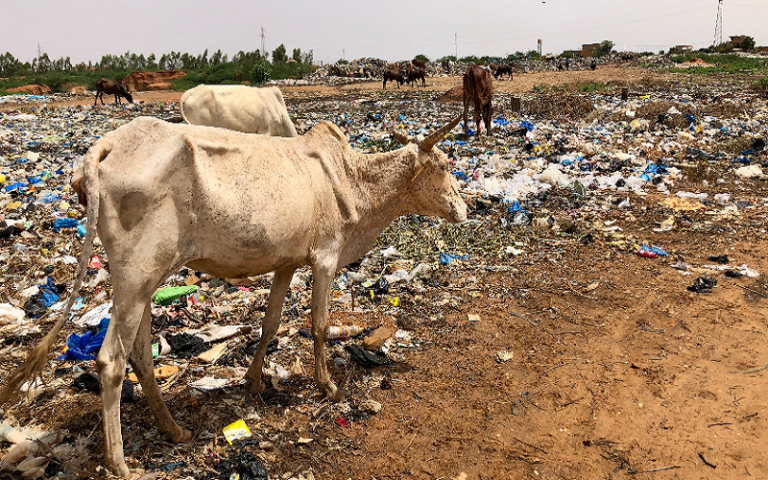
[327,325,361,339]
[0,423,26,444]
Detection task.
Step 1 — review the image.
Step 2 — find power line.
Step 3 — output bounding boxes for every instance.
[269,4,712,50]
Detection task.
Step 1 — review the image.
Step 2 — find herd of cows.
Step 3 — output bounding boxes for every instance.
[0,66,484,476]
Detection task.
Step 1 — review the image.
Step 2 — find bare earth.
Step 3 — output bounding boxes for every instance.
[4,66,768,480]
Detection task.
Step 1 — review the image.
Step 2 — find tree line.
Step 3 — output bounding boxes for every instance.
[0,45,315,83]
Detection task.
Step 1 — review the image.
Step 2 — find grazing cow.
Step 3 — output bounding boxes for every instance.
[94,78,133,105]
[180,85,297,137]
[493,64,513,81]
[407,68,426,87]
[462,65,494,137]
[411,58,426,70]
[1,115,467,478]
[383,69,404,89]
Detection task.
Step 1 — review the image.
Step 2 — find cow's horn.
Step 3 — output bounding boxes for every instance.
[420,115,462,152]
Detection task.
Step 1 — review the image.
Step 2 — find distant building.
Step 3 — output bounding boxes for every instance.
[582,43,600,58]
[673,45,693,53]
[563,50,583,58]
[757,46,768,54]
[729,36,747,48]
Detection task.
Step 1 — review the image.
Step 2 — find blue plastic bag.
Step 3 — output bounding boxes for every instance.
[58,318,110,361]
[440,252,471,265]
[641,245,669,257]
[4,182,27,192]
[53,218,79,233]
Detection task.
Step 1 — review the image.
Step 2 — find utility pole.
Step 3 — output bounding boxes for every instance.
[343,49,345,60]
[454,33,457,59]
[37,44,41,60]
[261,26,266,57]
[713,0,723,46]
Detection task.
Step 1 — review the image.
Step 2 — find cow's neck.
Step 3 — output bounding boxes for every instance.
[339,147,416,265]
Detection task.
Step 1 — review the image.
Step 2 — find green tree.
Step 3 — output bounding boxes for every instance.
[252,61,271,84]
[292,48,302,63]
[414,54,430,63]
[272,44,288,64]
[302,50,314,66]
[594,40,614,58]
[742,36,756,52]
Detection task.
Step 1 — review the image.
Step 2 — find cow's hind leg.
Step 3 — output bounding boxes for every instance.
[484,102,493,135]
[129,304,191,443]
[97,268,172,477]
[310,258,345,401]
[245,266,297,395]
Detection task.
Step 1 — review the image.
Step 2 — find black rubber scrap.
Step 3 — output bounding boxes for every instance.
[168,332,209,358]
[345,344,393,367]
[73,373,136,403]
[214,451,268,480]
[707,255,729,264]
[687,277,717,294]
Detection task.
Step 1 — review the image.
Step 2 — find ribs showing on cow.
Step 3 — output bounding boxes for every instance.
[1,113,468,478]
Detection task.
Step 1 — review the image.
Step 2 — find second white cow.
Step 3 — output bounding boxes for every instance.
[180,84,298,137]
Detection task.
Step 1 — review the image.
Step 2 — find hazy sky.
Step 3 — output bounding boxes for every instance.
[2,0,766,65]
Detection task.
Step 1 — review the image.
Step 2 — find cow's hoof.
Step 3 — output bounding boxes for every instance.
[170,428,192,443]
[245,378,265,396]
[109,462,131,479]
[327,387,348,402]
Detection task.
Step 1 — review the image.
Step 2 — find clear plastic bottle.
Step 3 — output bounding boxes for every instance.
[327,325,361,339]
[0,423,26,444]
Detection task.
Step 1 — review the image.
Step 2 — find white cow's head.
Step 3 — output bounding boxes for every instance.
[394,115,468,224]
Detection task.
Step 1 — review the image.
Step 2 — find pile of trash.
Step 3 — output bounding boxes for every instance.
[302,52,672,84]
[0,78,767,478]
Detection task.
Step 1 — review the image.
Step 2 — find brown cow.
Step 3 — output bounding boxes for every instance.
[412,58,426,70]
[383,69,404,89]
[493,65,513,81]
[407,68,426,87]
[462,65,494,137]
[94,78,133,105]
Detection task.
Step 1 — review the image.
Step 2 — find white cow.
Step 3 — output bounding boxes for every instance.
[2,115,467,477]
[180,84,298,137]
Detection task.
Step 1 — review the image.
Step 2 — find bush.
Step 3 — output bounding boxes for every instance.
[594,40,614,58]
[252,61,271,84]
[742,36,756,52]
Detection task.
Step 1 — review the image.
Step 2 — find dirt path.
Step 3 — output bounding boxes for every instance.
[0,67,677,112]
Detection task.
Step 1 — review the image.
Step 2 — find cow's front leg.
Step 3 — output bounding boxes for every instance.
[245,266,296,395]
[310,258,345,401]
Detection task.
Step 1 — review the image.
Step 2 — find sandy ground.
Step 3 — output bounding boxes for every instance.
[3,66,768,480]
[0,66,695,112]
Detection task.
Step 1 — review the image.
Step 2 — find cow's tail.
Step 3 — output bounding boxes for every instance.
[179,89,192,125]
[0,140,107,405]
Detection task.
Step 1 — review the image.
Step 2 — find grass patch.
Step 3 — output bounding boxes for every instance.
[670,53,768,75]
[751,78,768,92]
[577,81,607,93]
